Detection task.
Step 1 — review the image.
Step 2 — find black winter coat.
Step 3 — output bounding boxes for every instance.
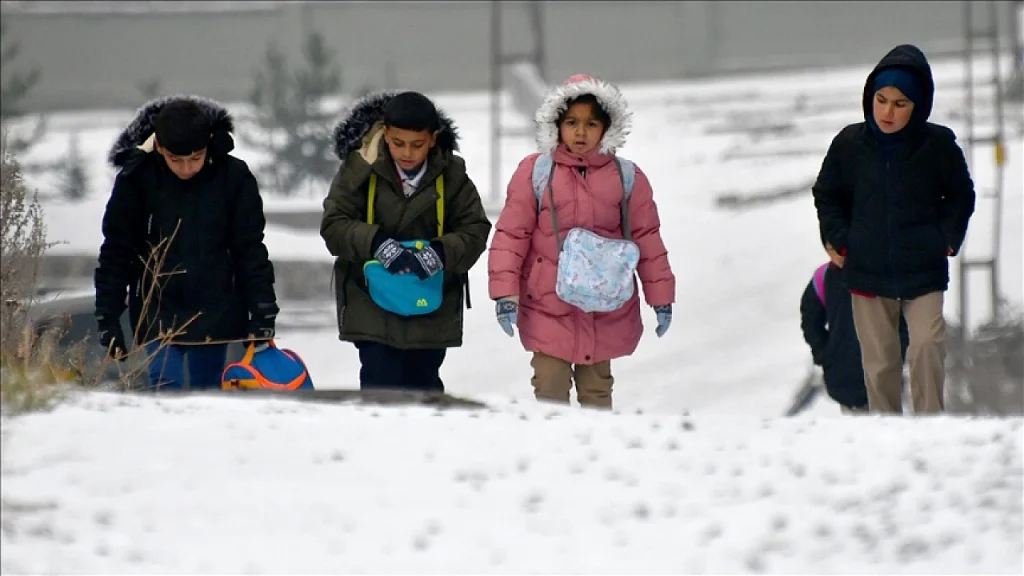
[812,44,976,300]
[94,96,278,345]
[800,263,909,409]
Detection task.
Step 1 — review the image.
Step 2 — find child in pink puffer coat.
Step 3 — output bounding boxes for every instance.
[487,73,676,409]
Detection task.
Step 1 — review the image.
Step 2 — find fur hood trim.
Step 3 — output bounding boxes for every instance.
[108,94,234,168]
[534,74,632,154]
[332,91,460,163]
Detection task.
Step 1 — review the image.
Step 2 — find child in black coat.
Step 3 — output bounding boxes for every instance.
[800,262,909,412]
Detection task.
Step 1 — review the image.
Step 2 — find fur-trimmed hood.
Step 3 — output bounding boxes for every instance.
[107,94,235,169]
[534,73,633,155]
[332,90,460,164]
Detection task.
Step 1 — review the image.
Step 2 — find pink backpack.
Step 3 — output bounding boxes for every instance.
[811,263,828,306]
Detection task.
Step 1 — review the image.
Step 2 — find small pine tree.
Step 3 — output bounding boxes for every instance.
[243,30,342,197]
[136,77,163,104]
[59,131,89,201]
[0,20,46,157]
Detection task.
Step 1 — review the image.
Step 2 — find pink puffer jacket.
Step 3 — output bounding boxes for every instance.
[488,90,675,365]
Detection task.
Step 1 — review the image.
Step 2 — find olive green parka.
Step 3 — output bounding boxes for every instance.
[320,92,492,349]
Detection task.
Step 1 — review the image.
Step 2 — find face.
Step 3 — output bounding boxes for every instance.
[558,102,606,155]
[872,86,915,134]
[384,126,438,171]
[155,141,207,180]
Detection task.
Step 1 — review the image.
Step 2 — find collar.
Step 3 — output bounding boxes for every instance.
[552,144,615,168]
[395,159,428,187]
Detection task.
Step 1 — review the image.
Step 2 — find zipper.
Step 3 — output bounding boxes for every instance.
[885,159,899,299]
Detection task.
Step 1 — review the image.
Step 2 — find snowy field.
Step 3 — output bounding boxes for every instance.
[1,55,1022,573]
[1,392,1022,574]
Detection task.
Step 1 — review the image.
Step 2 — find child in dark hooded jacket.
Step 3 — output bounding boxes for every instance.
[95,96,278,389]
[812,44,976,414]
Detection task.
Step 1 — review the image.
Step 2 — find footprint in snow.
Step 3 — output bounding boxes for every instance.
[93,510,114,528]
[700,522,722,545]
[772,514,788,532]
[522,490,544,513]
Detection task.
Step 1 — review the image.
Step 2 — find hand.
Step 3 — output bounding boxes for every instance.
[372,236,421,276]
[825,242,845,268]
[249,341,271,353]
[247,303,277,343]
[654,304,672,338]
[947,246,953,257]
[373,236,407,270]
[96,314,128,361]
[496,297,518,337]
[408,243,445,280]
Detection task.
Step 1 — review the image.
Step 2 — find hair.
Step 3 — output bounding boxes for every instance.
[556,94,612,129]
[154,100,213,156]
[382,91,440,134]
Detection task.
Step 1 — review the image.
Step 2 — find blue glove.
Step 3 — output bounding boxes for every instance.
[654,304,672,338]
[496,298,518,337]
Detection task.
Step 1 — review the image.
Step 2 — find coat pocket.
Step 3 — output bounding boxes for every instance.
[523,256,574,317]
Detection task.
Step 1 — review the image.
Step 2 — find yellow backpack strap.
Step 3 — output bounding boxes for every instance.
[435,174,444,236]
[367,173,377,225]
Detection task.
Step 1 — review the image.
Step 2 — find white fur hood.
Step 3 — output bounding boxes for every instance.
[533,73,633,155]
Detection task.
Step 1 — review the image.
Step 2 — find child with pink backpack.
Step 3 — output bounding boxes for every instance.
[487,74,676,409]
[800,261,909,413]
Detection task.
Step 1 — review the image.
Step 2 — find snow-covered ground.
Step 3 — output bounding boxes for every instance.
[2,392,1022,574]
[1,54,1022,573]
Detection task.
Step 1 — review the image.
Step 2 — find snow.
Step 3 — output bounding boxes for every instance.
[2,392,1022,574]
[1,54,1022,573]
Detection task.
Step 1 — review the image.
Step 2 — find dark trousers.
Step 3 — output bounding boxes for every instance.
[354,341,446,392]
[145,342,228,390]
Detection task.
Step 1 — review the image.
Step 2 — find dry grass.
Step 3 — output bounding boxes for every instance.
[70,220,201,392]
[0,126,69,414]
[0,126,199,413]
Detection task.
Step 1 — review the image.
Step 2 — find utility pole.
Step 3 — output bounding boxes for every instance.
[489,1,546,210]
[957,0,1008,343]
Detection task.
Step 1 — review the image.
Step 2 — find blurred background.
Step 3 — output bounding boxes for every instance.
[1,0,1021,415]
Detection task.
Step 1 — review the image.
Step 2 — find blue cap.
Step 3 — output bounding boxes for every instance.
[873,68,920,104]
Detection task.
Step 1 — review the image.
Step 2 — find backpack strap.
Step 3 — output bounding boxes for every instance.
[614,157,635,241]
[368,172,445,236]
[531,152,555,214]
[531,153,636,210]
[368,170,465,308]
[812,262,828,307]
[529,152,637,248]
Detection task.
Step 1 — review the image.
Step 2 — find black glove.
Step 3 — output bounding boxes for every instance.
[372,233,421,276]
[248,302,277,342]
[96,313,128,361]
[407,241,445,280]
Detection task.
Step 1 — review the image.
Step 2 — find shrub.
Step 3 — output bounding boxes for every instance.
[0,127,63,412]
